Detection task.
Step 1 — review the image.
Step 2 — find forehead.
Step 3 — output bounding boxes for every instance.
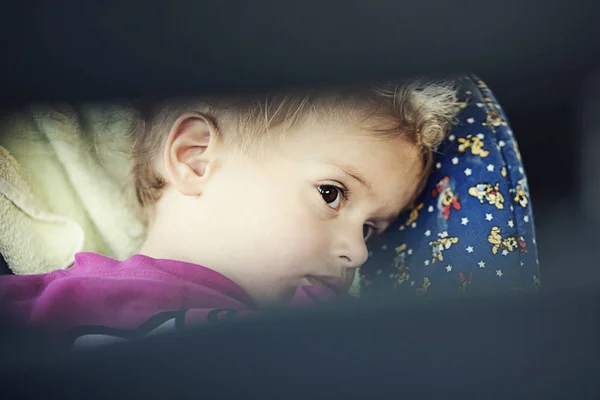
[281,116,423,211]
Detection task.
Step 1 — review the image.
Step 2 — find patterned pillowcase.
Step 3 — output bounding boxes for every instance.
[359,75,540,301]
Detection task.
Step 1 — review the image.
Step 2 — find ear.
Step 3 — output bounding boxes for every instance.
[163,113,221,196]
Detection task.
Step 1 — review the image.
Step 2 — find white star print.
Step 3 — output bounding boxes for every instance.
[496,269,503,277]
[476,103,484,107]
[424,260,430,266]
[533,238,536,245]
[502,249,509,256]
[368,251,373,258]
[510,205,514,211]
[382,245,387,250]
[477,133,485,139]
[399,225,405,231]
[520,261,524,266]
[411,222,417,228]
[449,134,456,141]
[478,261,486,268]
[499,140,506,147]
[452,157,459,165]
[487,164,494,172]
[446,265,452,272]
[466,118,474,124]
[428,206,434,212]
[524,216,530,222]
[407,249,413,255]
[436,162,442,169]
[425,230,431,237]
[508,220,514,228]
[464,168,472,176]
[466,246,474,253]
[486,213,493,221]
[461,217,469,225]
[519,167,524,174]
[466,91,472,95]
[532,275,537,281]
[410,281,416,286]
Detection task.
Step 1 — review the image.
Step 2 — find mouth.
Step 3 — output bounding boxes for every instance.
[306,276,351,294]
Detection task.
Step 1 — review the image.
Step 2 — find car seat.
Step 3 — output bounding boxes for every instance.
[358,75,540,300]
[0,75,541,303]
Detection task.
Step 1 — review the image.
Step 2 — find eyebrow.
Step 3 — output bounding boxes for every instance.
[332,162,412,229]
[329,162,373,194]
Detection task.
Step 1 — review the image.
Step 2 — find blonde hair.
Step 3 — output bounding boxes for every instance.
[131,79,460,222]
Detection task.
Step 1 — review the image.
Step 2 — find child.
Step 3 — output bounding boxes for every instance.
[0,80,458,339]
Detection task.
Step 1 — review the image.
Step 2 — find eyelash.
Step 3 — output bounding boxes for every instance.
[317,183,350,210]
[363,224,375,241]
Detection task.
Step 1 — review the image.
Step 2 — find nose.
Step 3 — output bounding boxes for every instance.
[337,228,369,270]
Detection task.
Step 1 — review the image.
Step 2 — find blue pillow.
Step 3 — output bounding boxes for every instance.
[359,75,540,300]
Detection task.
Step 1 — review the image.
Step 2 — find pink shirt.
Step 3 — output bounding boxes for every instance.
[0,253,349,343]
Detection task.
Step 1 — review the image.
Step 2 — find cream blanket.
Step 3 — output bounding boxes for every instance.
[0,104,145,274]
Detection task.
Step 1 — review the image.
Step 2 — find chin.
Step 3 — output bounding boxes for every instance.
[254,288,295,309]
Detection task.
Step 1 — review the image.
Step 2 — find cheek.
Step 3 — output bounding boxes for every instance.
[245,203,329,271]
[206,169,328,269]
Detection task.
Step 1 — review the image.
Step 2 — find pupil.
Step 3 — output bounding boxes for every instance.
[320,185,338,204]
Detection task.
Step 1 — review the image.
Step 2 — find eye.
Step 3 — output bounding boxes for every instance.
[317,184,345,210]
[363,224,375,241]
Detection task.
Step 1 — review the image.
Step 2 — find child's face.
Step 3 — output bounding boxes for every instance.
[149,115,422,306]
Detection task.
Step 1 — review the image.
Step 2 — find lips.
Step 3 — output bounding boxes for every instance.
[306,276,351,294]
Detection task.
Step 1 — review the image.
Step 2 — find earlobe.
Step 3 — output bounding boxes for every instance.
[163,113,220,196]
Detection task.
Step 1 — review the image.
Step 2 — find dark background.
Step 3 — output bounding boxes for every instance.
[1,2,599,397]
[1,0,599,290]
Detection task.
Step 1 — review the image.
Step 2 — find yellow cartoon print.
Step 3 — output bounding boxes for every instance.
[468,182,504,209]
[476,79,488,89]
[429,232,459,263]
[405,203,424,226]
[416,277,431,295]
[391,244,410,288]
[512,178,529,208]
[488,226,528,255]
[484,109,508,128]
[457,134,490,157]
[431,177,462,220]
[514,141,523,161]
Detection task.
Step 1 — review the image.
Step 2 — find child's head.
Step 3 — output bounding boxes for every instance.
[132,80,458,306]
